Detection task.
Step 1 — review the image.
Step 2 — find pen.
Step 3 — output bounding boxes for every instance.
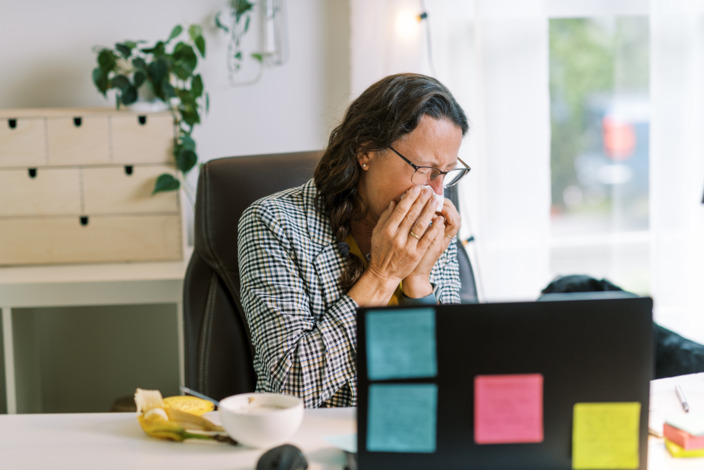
[675,384,690,413]
[180,385,221,406]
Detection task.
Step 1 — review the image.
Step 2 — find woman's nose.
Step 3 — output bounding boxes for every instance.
[429,178,444,195]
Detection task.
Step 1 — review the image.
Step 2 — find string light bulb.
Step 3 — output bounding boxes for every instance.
[395,8,424,40]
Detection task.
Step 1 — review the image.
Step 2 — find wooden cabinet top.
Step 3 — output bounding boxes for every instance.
[0,108,172,118]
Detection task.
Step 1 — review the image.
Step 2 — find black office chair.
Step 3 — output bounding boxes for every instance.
[183,151,479,401]
[183,151,323,401]
[446,185,478,303]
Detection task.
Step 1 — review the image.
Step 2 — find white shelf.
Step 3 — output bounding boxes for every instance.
[0,250,191,414]
[0,258,188,307]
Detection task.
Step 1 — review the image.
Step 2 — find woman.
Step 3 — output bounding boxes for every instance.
[238,73,470,407]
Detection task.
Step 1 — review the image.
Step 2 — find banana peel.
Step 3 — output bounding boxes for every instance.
[134,388,234,444]
[164,407,224,432]
[137,408,214,442]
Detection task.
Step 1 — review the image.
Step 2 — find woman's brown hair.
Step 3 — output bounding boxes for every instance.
[314,73,469,291]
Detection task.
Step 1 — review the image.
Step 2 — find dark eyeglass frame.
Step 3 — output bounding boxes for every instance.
[388,146,471,188]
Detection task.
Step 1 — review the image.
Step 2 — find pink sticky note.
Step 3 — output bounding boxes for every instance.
[474,374,544,444]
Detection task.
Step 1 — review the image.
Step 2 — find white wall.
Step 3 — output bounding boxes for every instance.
[0,0,350,413]
[0,0,351,160]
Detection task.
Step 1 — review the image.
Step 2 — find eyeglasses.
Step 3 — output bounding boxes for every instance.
[388,146,471,188]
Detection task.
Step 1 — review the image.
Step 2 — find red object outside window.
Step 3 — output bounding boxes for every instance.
[602,115,636,161]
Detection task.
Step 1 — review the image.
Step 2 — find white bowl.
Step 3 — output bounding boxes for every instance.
[218,392,304,448]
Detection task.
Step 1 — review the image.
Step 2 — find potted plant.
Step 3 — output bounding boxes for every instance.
[91,24,208,197]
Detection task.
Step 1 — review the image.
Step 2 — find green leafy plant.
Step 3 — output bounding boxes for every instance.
[92,24,208,196]
[215,0,265,81]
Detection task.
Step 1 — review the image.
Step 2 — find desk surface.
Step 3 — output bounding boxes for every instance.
[0,407,700,470]
[0,408,354,470]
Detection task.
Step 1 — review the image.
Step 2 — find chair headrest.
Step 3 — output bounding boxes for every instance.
[192,151,322,298]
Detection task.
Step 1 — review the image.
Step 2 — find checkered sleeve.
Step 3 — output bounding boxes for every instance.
[432,240,461,304]
[238,198,358,408]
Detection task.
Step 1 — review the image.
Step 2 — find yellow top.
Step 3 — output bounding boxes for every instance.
[345,235,403,305]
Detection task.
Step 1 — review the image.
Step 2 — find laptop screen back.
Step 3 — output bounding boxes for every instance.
[356,297,653,470]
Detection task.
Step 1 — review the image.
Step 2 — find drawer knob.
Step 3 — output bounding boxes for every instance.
[8,118,17,129]
[124,165,134,176]
[73,117,83,127]
[28,168,37,178]
[138,115,147,125]
[80,216,89,226]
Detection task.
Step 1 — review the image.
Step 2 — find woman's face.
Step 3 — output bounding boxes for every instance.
[357,115,463,224]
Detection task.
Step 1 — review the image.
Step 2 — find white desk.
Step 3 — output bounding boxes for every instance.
[0,408,354,470]
[0,257,189,414]
[0,407,699,470]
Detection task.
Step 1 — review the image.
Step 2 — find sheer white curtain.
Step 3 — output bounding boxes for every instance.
[650,0,704,342]
[350,0,431,95]
[350,0,552,301]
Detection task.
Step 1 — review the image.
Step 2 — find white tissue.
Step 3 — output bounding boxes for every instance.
[423,185,444,212]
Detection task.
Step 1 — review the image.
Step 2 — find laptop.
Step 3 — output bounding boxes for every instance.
[356,297,654,470]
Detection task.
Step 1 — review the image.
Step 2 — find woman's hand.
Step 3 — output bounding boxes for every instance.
[402,197,461,298]
[365,186,439,282]
[347,186,459,305]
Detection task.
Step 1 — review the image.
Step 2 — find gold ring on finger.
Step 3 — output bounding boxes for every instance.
[445,233,454,239]
[409,230,421,240]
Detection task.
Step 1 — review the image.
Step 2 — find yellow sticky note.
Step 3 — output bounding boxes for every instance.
[665,438,704,458]
[572,402,641,470]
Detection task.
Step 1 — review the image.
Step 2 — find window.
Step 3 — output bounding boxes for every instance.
[548,12,651,293]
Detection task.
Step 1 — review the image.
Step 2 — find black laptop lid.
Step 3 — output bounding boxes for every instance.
[357,297,654,470]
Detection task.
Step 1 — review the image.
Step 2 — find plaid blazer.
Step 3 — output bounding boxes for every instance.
[238,179,460,408]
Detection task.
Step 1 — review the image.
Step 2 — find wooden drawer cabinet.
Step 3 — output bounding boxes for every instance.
[46,115,111,165]
[82,165,180,214]
[0,108,184,266]
[0,117,45,166]
[111,113,174,164]
[0,167,81,217]
[0,215,183,265]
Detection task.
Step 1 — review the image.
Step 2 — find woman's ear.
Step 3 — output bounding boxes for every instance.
[358,150,373,170]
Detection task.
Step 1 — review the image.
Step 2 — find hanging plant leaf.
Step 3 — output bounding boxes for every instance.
[133,70,147,89]
[180,107,199,128]
[120,84,138,105]
[188,25,203,42]
[162,82,177,99]
[178,90,197,109]
[97,49,117,70]
[194,35,206,58]
[173,43,197,77]
[179,134,196,151]
[147,58,168,86]
[251,53,264,63]
[214,12,230,33]
[132,57,147,71]
[110,74,130,90]
[168,25,183,43]
[115,42,133,58]
[152,173,180,194]
[175,148,198,174]
[173,63,193,81]
[92,68,109,95]
[142,41,166,56]
[192,75,203,97]
[234,0,254,23]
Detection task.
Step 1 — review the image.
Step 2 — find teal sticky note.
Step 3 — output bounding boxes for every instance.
[365,308,437,380]
[367,383,438,453]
